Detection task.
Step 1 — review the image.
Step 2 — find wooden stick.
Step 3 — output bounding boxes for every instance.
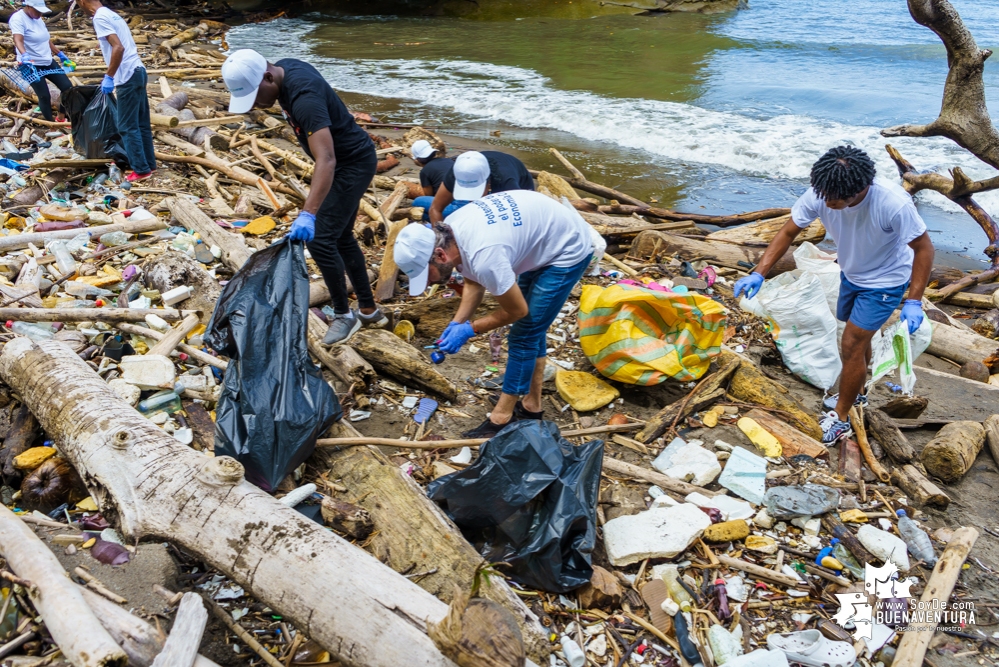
[202,594,285,667]
[0,107,69,128]
[151,593,208,667]
[154,152,298,198]
[257,177,282,210]
[74,566,127,605]
[602,252,639,277]
[316,423,642,449]
[850,405,890,483]
[715,554,802,588]
[148,313,201,357]
[115,322,228,371]
[174,115,246,128]
[549,147,585,181]
[0,504,127,666]
[601,455,723,498]
[249,136,277,180]
[0,307,194,323]
[0,217,167,252]
[373,182,415,301]
[893,527,979,667]
[30,158,112,169]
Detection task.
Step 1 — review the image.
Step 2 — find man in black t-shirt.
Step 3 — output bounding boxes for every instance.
[410,139,454,221]
[221,49,387,345]
[427,149,535,223]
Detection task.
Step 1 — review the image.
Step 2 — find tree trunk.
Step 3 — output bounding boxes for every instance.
[630,230,798,274]
[890,464,950,509]
[2,403,38,479]
[705,215,824,247]
[743,408,828,459]
[865,408,917,463]
[350,329,459,402]
[155,92,228,151]
[927,319,999,365]
[0,338,461,667]
[727,356,822,439]
[0,503,127,667]
[920,420,986,482]
[0,217,167,253]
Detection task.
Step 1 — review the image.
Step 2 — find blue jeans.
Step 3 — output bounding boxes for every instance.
[114,67,155,173]
[503,256,591,396]
[412,196,470,222]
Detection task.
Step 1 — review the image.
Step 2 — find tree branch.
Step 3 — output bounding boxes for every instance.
[880,0,999,169]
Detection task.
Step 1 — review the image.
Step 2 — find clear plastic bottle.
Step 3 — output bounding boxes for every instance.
[99,231,128,247]
[46,240,77,275]
[137,390,182,416]
[108,164,123,185]
[832,539,865,579]
[65,281,113,298]
[896,510,937,567]
[661,564,694,612]
[10,321,55,341]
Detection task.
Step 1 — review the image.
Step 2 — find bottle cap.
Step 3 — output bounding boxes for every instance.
[896,509,906,517]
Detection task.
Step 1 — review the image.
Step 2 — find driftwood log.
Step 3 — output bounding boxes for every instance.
[705,215,824,247]
[985,414,999,467]
[350,329,459,402]
[630,230,798,274]
[865,408,917,463]
[1,403,38,478]
[142,250,222,325]
[0,503,128,667]
[927,319,999,365]
[743,409,827,458]
[893,527,979,667]
[726,356,822,439]
[880,396,929,420]
[373,182,415,301]
[921,420,986,482]
[0,217,166,253]
[890,464,950,509]
[0,338,462,667]
[155,92,228,150]
[636,356,739,443]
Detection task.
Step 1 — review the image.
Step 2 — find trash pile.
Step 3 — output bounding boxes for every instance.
[0,3,994,667]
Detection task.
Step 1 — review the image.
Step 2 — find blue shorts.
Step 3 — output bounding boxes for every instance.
[837,273,909,331]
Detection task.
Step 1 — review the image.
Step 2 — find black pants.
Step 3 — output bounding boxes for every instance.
[306,145,378,314]
[29,71,71,122]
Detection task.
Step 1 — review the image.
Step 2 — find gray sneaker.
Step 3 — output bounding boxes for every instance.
[356,307,389,329]
[822,393,868,412]
[322,313,362,345]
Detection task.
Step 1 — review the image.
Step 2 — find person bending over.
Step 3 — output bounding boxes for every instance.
[410,139,454,221]
[427,150,534,223]
[734,146,933,444]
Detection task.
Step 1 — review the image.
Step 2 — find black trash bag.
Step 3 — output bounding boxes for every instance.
[427,420,603,592]
[205,239,342,492]
[59,85,127,166]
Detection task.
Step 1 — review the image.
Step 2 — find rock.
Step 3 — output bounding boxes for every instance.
[108,378,141,406]
[753,508,774,529]
[790,517,821,536]
[703,519,750,543]
[744,535,778,554]
[602,504,711,566]
[555,370,620,412]
[718,446,767,504]
[12,446,56,471]
[960,360,990,383]
[118,355,176,390]
[763,484,839,520]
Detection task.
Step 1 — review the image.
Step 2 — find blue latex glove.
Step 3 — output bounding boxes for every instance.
[437,320,475,354]
[733,271,765,300]
[900,299,924,335]
[56,51,70,65]
[287,210,316,243]
[100,75,114,94]
[15,53,30,65]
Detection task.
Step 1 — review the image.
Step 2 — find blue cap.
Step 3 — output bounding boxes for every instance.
[896,509,906,517]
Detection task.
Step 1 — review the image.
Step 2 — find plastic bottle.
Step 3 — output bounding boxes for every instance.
[707,624,743,665]
[831,540,865,579]
[673,612,705,667]
[99,231,128,247]
[65,281,113,298]
[47,241,77,275]
[89,173,109,191]
[9,321,54,341]
[660,565,694,612]
[857,524,911,570]
[137,390,182,416]
[896,509,937,567]
[108,164,123,185]
[560,636,585,667]
[714,578,731,620]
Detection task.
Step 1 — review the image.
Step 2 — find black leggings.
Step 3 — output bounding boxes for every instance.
[29,71,71,122]
[306,145,378,314]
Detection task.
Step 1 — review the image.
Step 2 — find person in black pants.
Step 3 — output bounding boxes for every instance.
[221,49,388,345]
[9,0,74,122]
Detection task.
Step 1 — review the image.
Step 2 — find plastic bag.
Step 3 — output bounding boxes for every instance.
[205,239,342,492]
[59,86,127,165]
[741,270,842,390]
[427,420,603,592]
[869,317,932,394]
[578,283,727,385]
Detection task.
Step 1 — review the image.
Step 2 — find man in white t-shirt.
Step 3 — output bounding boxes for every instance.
[9,0,74,122]
[734,146,934,444]
[80,0,154,181]
[394,190,594,437]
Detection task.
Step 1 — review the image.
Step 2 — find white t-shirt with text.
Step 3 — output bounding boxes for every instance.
[791,179,927,288]
[93,7,143,86]
[9,10,53,66]
[448,190,593,296]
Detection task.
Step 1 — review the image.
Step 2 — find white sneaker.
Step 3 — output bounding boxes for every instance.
[820,410,853,444]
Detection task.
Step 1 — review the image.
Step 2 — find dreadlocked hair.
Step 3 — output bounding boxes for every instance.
[809,146,876,201]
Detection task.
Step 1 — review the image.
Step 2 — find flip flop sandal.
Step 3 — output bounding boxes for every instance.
[766,629,856,667]
[413,398,438,425]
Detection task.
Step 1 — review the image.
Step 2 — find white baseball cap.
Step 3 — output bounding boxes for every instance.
[451,151,490,201]
[24,0,51,13]
[222,49,268,114]
[411,140,436,160]
[395,223,436,296]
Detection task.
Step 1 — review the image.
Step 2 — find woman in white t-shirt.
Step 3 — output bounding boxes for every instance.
[9,0,74,121]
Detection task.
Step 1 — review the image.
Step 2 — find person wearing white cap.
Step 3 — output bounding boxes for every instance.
[9,0,73,122]
[427,150,534,224]
[79,0,154,181]
[220,48,388,345]
[394,190,593,438]
[410,139,454,220]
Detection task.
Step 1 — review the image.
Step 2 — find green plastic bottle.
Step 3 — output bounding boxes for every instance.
[832,539,865,579]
